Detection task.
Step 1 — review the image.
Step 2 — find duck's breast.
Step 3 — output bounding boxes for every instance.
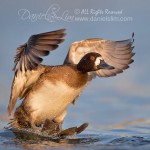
[26,80,86,122]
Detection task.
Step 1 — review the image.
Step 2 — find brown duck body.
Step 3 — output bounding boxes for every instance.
[14,64,88,128]
[8,29,134,134]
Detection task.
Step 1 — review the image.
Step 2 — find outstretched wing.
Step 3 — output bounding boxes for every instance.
[8,29,66,115]
[64,34,134,78]
[14,29,66,72]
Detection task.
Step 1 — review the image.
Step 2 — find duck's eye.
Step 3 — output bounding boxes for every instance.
[90,56,95,61]
[95,57,102,66]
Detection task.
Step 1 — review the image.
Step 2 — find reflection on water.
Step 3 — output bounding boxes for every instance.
[0,120,150,150]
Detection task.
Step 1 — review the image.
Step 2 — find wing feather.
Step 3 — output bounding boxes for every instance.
[64,34,134,78]
[31,49,50,57]
[8,71,28,115]
[14,29,66,72]
[8,68,44,115]
[32,44,58,51]
[8,29,66,115]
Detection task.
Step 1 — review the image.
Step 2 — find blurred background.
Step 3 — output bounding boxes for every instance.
[0,0,150,131]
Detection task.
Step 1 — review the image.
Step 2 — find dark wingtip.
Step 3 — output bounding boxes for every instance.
[60,39,65,43]
[131,59,134,63]
[53,28,66,34]
[52,45,59,50]
[56,28,66,37]
[59,28,66,32]
[128,59,134,65]
[132,32,134,38]
[132,53,135,57]
[132,32,135,43]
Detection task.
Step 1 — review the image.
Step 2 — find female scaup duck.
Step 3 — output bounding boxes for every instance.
[8,29,134,135]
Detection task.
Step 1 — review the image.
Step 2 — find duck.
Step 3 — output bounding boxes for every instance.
[8,29,134,135]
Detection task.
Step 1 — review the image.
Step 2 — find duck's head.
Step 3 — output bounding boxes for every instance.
[77,52,114,73]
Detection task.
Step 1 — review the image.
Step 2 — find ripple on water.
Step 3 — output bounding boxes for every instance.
[0,125,150,150]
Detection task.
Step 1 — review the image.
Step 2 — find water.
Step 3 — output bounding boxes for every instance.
[0,121,150,150]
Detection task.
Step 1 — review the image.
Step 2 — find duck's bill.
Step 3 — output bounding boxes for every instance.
[98,60,114,70]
